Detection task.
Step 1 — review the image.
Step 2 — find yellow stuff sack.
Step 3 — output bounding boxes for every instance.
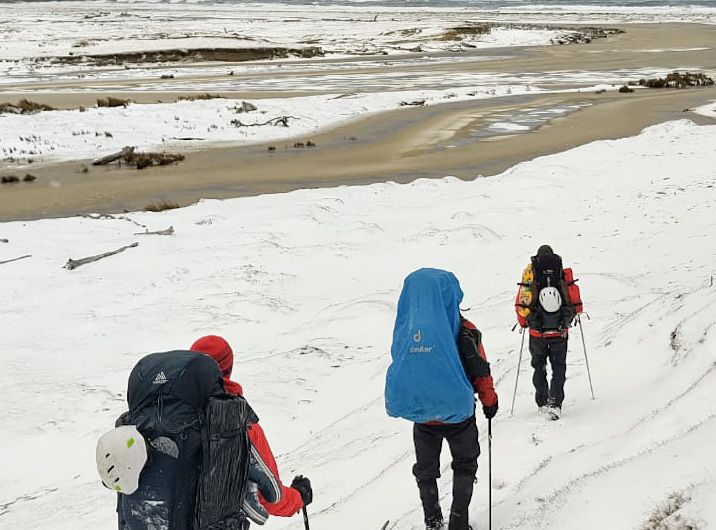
[517,264,534,318]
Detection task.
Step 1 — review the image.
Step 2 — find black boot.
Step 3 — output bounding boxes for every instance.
[417,479,443,529]
[448,474,474,530]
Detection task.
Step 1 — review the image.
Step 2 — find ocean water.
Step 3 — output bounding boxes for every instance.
[1,0,715,5]
[235,0,716,5]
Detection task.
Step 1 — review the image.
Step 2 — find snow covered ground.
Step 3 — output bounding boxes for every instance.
[0,77,676,166]
[1,117,716,529]
[3,0,713,85]
[0,85,542,163]
[0,2,568,79]
[695,100,716,118]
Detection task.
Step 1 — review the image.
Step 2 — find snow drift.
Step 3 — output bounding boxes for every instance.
[1,117,716,529]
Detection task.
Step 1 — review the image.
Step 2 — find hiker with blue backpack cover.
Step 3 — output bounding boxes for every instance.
[385,268,498,530]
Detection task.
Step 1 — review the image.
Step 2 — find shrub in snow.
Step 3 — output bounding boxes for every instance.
[144,200,180,212]
[97,97,131,108]
[0,99,55,114]
[641,492,699,530]
[638,72,714,89]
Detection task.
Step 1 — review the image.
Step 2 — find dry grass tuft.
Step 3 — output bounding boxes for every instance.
[0,99,56,114]
[177,93,224,102]
[638,71,714,89]
[144,200,180,212]
[641,492,698,530]
[97,97,132,108]
[438,24,491,41]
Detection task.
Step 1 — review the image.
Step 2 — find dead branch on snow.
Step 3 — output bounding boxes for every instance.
[64,242,138,270]
[134,226,174,236]
[0,254,31,265]
[231,116,299,127]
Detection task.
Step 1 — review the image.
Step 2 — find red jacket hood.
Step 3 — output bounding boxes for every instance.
[190,335,234,375]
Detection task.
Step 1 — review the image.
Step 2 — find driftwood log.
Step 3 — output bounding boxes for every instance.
[91,148,183,170]
[92,146,135,166]
[0,254,31,265]
[400,99,426,107]
[231,116,298,127]
[64,242,138,270]
[82,213,147,228]
[134,226,174,236]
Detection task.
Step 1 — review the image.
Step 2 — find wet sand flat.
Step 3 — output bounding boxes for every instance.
[1,23,715,221]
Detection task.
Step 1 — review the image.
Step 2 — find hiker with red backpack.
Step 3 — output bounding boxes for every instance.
[514,245,583,420]
[385,268,498,530]
[189,335,313,521]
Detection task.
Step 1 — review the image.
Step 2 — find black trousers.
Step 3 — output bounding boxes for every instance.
[529,335,568,407]
[413,417,479,530]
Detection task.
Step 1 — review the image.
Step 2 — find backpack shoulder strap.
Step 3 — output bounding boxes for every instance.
[458,323,489,380]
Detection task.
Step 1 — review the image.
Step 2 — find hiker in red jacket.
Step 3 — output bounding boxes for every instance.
[514,245,583,419]
[190,335,312,519]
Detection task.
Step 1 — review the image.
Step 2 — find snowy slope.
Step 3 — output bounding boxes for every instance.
[1,118,716,529]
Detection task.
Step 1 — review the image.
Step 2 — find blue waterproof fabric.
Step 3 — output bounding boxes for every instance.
[385,268,475,424]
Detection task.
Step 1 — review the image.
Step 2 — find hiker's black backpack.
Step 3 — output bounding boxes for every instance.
[527,252,576,332]
[116,350,256,530]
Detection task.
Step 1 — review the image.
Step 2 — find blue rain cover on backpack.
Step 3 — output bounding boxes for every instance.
[385,268,475,424]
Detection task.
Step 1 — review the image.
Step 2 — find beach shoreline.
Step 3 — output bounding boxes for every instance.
[1,22,715,221]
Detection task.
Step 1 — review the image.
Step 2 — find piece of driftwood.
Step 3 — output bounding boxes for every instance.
[134,226,174,236]
[92,147,184,170]
[0,254,31,265]
[81,212,147,229]
[64,242,138,270]
[231,116,298,127]
[92,146,135,166]
[400,99,426,107]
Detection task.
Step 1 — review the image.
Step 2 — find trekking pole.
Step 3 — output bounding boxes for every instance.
[577,314,595,400]
[510,328,526,416]
[302,505,310,530]
[488,418,493,530]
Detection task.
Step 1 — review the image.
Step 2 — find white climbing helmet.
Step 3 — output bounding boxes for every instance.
[538,286,563,313]
[96,425,148,494]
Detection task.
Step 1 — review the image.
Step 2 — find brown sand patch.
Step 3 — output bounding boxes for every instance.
[2,87,715,222]
[51,46,324,66]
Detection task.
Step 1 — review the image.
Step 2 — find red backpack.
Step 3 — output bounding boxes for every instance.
[563,267,583,315]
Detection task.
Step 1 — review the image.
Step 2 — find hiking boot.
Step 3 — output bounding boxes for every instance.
[447,512,472,530]
[545,398,561,420]
[425,513,444,530]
